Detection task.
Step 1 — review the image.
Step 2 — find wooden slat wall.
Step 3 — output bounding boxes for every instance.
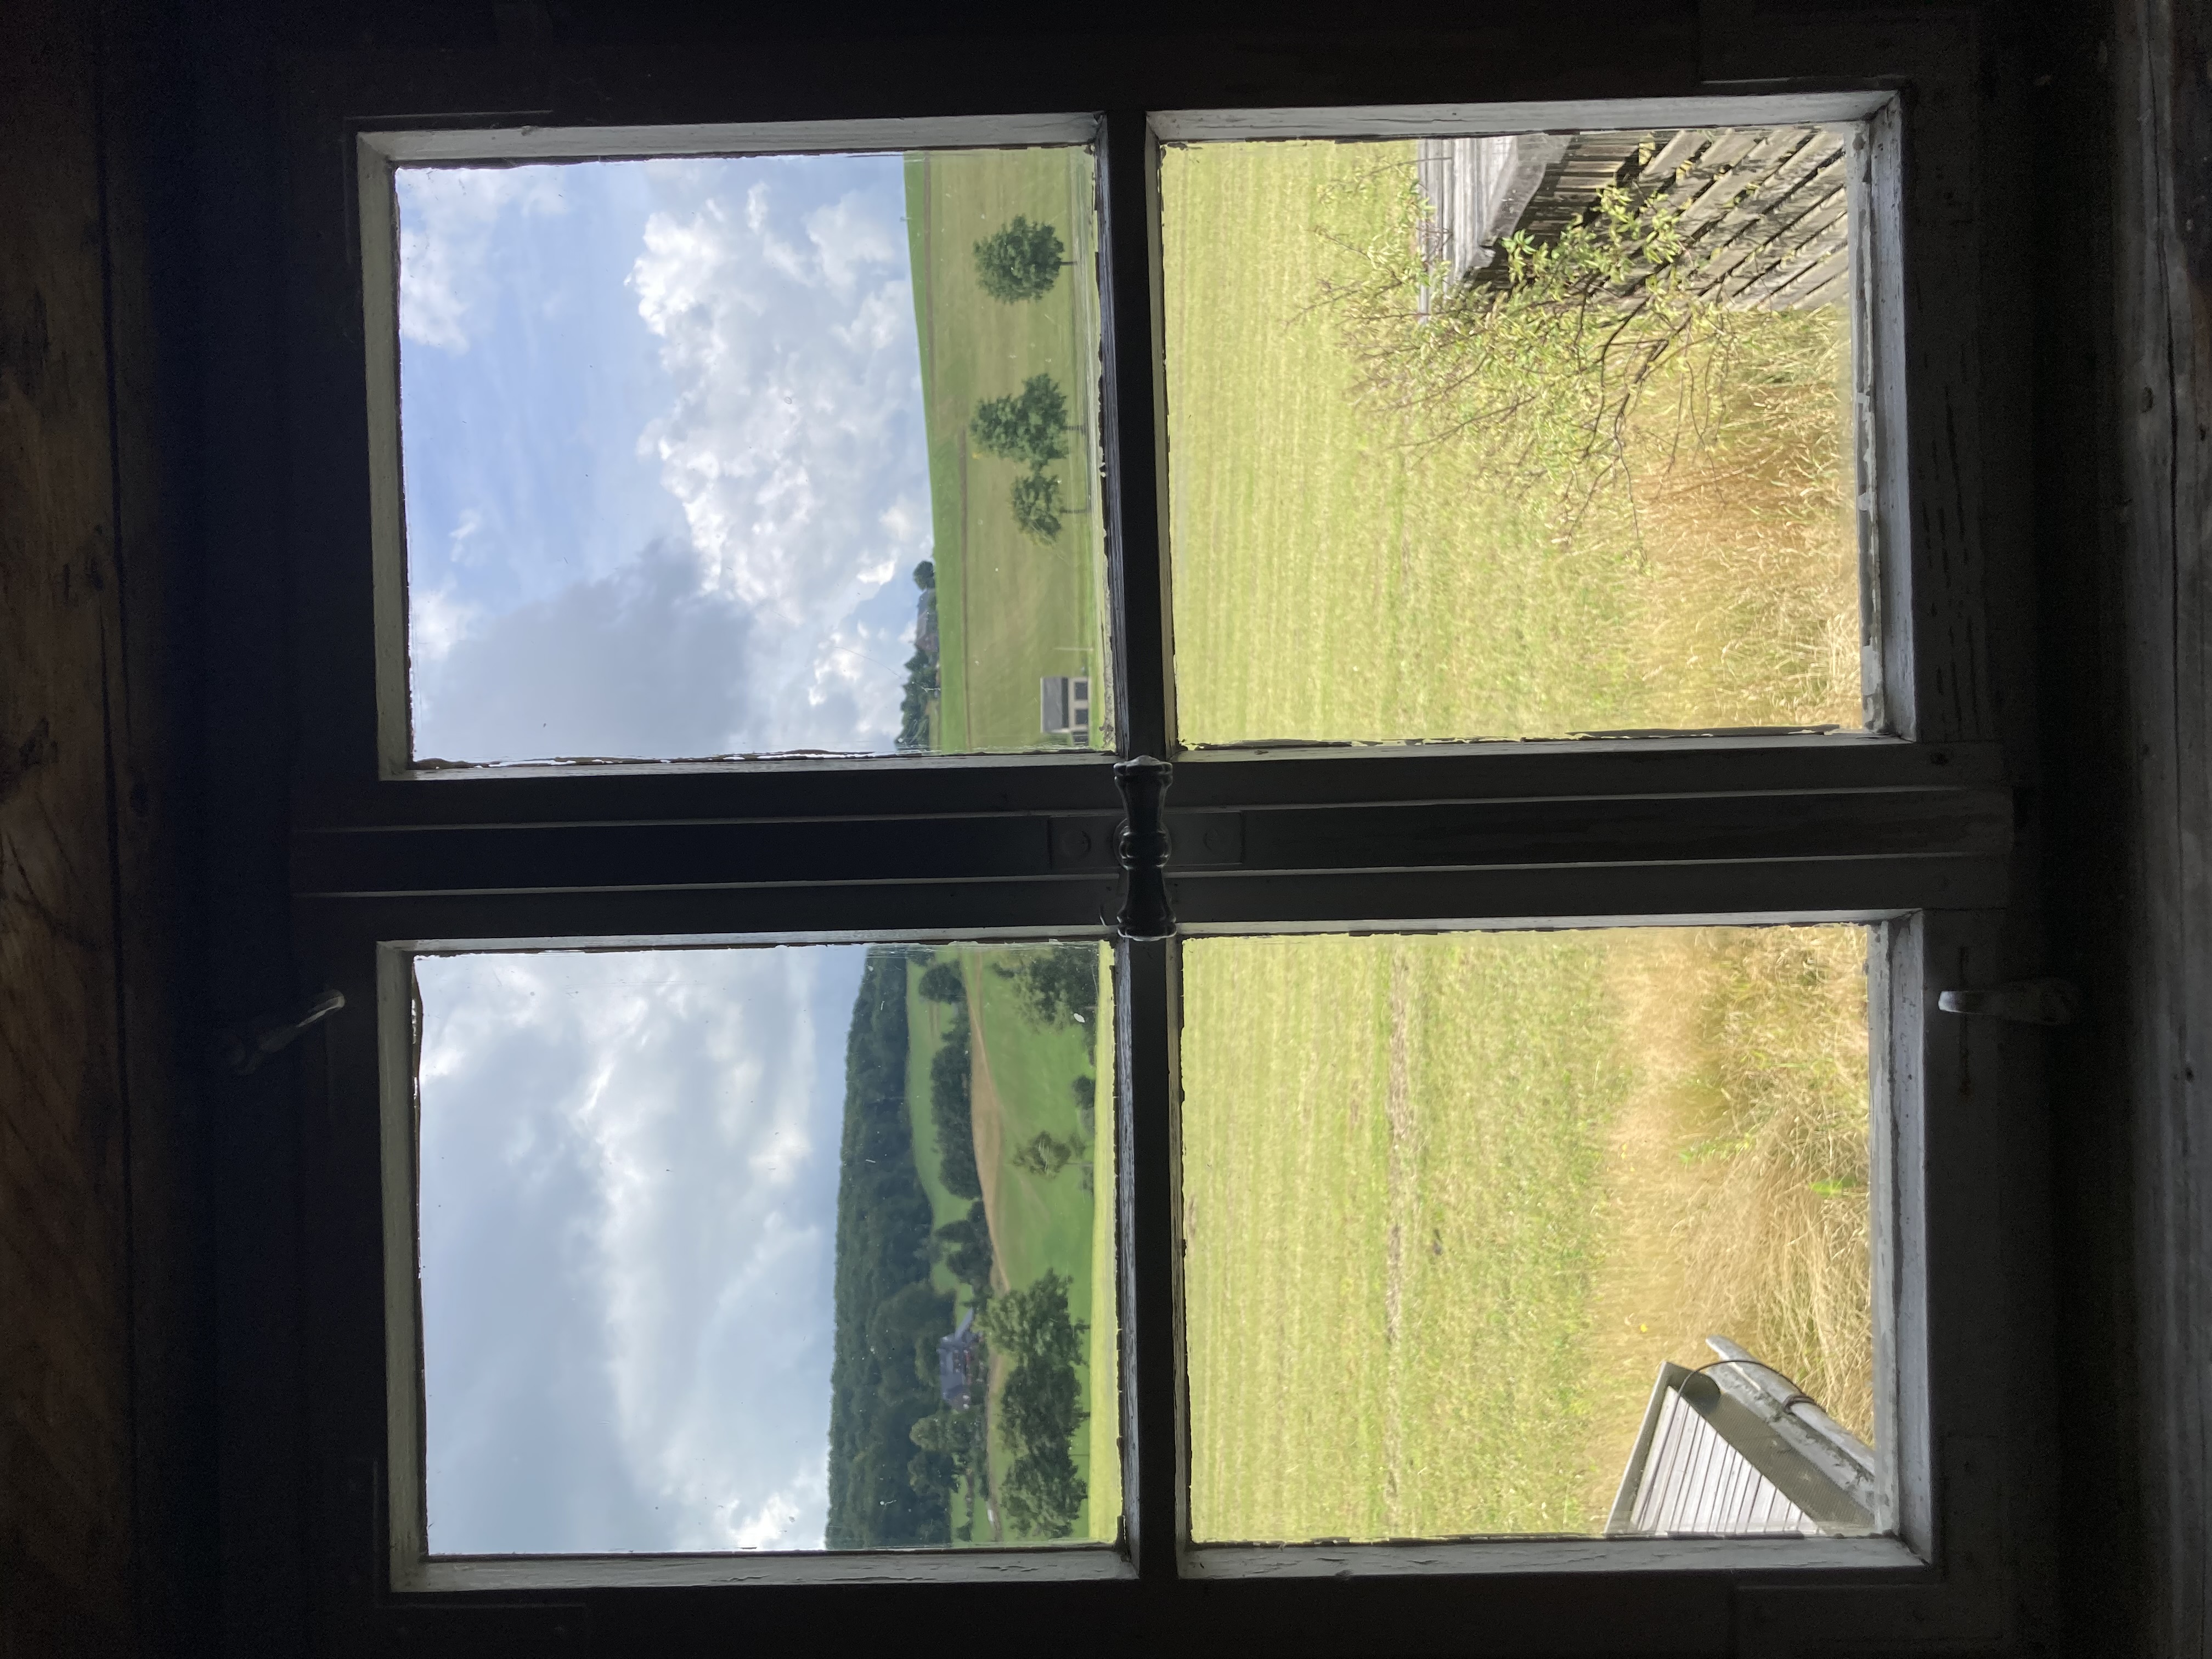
[1,0,210,1655]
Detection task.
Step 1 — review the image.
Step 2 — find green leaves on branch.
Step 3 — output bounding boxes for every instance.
[971,374,1071,467]
[974,215,1068,303]
[980,1269,1086,1372]
[992,942,1099,1027]
[1316,165,1719,516]
[1010,471,1063,544]
[979,1271,1089,1539]
[972,375,1076,545]
[1011,1130,1083,1180]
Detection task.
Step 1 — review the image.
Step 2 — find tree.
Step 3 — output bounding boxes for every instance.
[929,1018,982,1200]
[1011,1130,1081,1180]
[973,215,1067,303]
[980,1269,1085,1370]
[1011,469,1063,544]
[918,959,966,1005]
[994,942,1099,1026]
[1000,1443,1085,1538]
[932,1201,994,1289]
[970,374,1070,467]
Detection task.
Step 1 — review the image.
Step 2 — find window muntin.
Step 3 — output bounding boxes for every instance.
[407,939,1119,1558]
[363,120,1111,771]
[1160,125,1870,746]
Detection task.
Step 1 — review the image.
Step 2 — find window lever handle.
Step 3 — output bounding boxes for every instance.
[1937,978,2080,1025]
[213,990,347,1074]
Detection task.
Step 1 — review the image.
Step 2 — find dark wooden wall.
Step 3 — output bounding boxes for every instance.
[2036,0,2212,1654]
[0,0,213,1655]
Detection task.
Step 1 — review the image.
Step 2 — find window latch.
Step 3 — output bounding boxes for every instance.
[1114,755,1175,941]
[213,989,347,1074]
[1937,978,2080,1025]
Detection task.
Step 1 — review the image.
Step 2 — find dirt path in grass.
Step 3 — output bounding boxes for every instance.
[966,960,1011,1295]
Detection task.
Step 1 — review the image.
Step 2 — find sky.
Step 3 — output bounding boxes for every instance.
[395,155,933,764]
[415,945,867,1555]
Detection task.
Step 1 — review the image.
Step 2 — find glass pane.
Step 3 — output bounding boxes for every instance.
[1162,126,1866,744]
[414,940,1118,1554]
[394,144,1108,764]
[1180,926,1875,1542]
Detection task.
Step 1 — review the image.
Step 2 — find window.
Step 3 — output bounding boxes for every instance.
[280,20,2028,1652]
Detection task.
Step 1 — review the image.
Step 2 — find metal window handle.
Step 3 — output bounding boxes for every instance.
[213,990,347,1074]
[1114,755,1175,941]
[1937,978,2081,1026]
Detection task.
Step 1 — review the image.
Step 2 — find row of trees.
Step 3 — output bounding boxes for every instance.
[824,948,955,1549]
[894,561,938,753]
[906,1271,1089,1538]
[918,957,981,1201]
[971,374,1071,545]
[969,217,1079,545]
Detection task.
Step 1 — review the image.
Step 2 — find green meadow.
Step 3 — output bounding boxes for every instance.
[1159,140,1861,747]
[1161,139,1874,1543]
[905,149,1109,753]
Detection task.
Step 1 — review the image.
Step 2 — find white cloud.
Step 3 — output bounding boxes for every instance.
[416,946,855,1554]
[397,166,568,353]
[410,582,478,663]
[626,167,932,751]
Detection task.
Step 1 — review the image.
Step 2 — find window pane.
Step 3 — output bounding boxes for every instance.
[1180,926,1875,1542]
[413,940,1116,1554]
[394,144,1108,764]
[1162,126,1866,745]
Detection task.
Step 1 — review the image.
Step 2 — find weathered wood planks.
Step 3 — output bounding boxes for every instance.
[1,0,208,1654]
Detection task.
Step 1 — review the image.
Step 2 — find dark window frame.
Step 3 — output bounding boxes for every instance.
[268,13,2038,1652]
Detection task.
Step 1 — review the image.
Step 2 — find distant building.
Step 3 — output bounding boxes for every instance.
[938,1310,982,1409]
[1040,675,1091,738]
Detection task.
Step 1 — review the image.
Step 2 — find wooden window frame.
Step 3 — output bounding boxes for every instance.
[270,11,2038,1652]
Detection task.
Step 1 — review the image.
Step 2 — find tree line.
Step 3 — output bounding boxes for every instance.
[823,946,953,1548]
[970,216,1079,546]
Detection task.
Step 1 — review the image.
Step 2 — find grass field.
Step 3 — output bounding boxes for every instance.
[1181,927,1872,1543]
[1164,138,1875,1544]
[905,149,1110,753]
[1159,140,1861,747]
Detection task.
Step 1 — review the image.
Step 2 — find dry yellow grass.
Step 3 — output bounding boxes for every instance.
[1163,139,1861,746]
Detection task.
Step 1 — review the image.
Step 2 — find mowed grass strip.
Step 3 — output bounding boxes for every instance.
[907,149,1108,753]
[1181,927,1872,1543]
[1159,140,1859,746]
[1182,933,1623,1541]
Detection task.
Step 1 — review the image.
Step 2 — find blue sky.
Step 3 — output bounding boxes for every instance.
[396,155,932,763]
[416,945,867,1554]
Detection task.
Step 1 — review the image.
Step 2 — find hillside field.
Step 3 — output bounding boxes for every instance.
[905,149,1110,753]
[903,944,1114,1544]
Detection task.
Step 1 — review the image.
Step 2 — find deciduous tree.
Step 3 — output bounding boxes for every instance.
[974,215,1068,302]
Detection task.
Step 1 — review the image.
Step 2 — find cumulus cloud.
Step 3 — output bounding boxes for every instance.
[397,165,569,353]
[410,541,749,763]
[409,582,478,664]
[627,164,932,740]
[416,946,860,1555]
